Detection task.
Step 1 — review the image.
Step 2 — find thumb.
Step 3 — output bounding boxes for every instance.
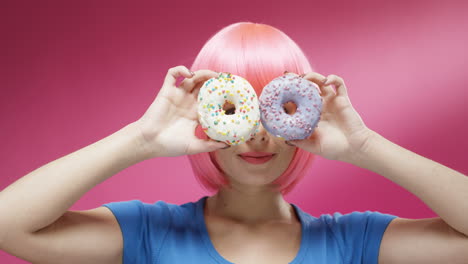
[287,131,320,154]
[187,138,229,155]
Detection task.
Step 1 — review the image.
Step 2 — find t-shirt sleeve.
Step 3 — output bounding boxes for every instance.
[101,200,171,264]
[323,210,398,264]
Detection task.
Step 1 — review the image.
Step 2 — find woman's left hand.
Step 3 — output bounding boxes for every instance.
[286,72,376,162]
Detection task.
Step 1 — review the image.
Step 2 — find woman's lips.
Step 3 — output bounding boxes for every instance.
[238,152,277,165]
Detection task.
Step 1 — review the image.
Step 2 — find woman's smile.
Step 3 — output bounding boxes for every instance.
[238,152,277,165]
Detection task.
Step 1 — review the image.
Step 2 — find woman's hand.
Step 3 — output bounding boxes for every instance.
[134,66,228,158]
[286,72,376,162]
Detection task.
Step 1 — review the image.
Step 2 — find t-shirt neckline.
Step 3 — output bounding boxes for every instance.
[195,196,309,264]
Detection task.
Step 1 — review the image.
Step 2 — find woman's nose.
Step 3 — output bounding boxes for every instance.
[249,123,269,143]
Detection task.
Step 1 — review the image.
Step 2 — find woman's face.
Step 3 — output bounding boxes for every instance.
[213,123,297,189]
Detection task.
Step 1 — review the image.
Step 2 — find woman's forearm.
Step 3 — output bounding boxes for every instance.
[0,122,150,240]
[346,130,468,237]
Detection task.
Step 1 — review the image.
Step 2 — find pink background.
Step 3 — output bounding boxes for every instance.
[1,0,468,262]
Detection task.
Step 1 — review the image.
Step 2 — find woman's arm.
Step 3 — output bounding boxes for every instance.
[348,130,468,237]
[0,122,148,241]
[348,131,468,264]
[0,66,223,242]
[287,71,468,236]
[0,122,148,263]
[286,72,468,263]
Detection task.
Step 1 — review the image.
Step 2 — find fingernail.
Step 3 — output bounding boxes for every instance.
[190,71,195,76]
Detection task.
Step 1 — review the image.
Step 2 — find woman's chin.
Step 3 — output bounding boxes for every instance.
[226,173,279,188]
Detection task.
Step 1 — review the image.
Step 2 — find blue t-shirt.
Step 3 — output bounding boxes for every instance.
[102,196,397,264]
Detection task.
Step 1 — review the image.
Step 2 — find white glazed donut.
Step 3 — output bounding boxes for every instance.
[197,72,260,146]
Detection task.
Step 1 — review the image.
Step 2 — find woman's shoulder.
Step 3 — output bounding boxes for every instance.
[101,196,205,222]
[292,203,398,232]
[295,206,399,259]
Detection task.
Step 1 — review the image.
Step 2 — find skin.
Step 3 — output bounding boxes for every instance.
[1,66,467,264]
[207,122,297,225]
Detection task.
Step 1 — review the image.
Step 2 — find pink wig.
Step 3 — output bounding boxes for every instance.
[187,22,317,195]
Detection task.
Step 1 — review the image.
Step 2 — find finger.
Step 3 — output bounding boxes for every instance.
[163,66,194,88]
[322,84,336,98]
[187,138,229,155]
[302,72,327,85]
[180,70,219,93]
[323,74,348,97]
[288,128,322,154]
[300,72,328,96]
[284,70,301,76]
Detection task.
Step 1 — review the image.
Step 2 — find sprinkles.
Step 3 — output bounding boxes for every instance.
[197,73,260,146]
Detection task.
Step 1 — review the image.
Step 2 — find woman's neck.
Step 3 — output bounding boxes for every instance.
[205,186,297,226]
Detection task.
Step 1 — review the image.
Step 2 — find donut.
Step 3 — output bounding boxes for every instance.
[259,74,323,141]
[197,72,261,146]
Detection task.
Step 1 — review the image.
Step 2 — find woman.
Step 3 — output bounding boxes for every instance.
[1,22,467,264]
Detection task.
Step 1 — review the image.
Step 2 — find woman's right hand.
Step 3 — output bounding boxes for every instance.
[134,66,229,158]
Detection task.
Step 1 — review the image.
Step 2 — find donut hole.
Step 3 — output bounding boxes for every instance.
[223,101,236,115]
[283,101,297,115]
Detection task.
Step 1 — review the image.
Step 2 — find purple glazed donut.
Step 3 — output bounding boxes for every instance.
[259,75,323,141]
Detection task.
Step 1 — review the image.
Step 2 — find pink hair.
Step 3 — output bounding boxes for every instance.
[187,22,317,195]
